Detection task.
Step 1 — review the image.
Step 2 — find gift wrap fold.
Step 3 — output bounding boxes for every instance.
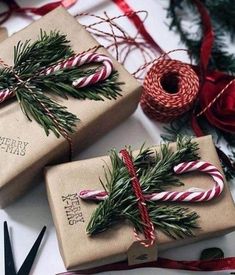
[45,135,235,270]
[0,8,142,207]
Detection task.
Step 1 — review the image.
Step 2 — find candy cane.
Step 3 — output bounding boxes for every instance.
[42,52,113,88]
[0,52,113,104]
[79,161,224,203]
[0,89,14,103]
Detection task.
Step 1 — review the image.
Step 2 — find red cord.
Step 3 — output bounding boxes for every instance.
[120,149,155,246]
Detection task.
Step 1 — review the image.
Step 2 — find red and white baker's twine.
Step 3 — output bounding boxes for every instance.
[79,160,224,203]
[141,50,199,122]
[0,52,113,103]
[120,149,155,247]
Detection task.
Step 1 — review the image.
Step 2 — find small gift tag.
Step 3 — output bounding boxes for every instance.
[127,240,158,266]
[0,27,8,43]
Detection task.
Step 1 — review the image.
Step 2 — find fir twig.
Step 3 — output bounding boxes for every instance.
[86,136,200,239]
[0,30,123,137]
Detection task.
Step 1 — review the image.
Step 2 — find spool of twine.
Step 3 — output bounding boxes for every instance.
[141,54,199,122]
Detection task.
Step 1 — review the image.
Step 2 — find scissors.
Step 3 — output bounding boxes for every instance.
[4,221,46,275]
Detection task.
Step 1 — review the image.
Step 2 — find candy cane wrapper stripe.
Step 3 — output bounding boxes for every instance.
[79,161,224,203]
[0,89,15,103]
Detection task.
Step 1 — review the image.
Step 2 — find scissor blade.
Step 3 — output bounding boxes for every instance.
[17,226,46,275]
[4,221,17,275]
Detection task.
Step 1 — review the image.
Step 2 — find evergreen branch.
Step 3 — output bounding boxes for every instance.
[34,69,123,101]
[0,30,123,137]
[15,85,78,137]
[14,30,73,75]
[86,137,200,239]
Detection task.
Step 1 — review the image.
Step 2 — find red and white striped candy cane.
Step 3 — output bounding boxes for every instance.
[79,160,224,203]
[42,52,113,88]
[0,89,14,103]
[0,52,113,103]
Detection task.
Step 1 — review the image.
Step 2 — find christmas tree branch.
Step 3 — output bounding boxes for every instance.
[0,30,123,137]
[16,85,78,138]
[86,136,200,239]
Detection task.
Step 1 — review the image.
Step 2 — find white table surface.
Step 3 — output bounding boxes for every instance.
[0,1,235,274]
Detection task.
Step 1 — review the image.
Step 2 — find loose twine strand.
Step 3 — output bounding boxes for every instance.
[196,78,235,117]
[76,10,160,79]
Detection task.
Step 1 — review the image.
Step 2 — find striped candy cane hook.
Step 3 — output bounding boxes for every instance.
[79,160,224,203]
[42,52,113,88]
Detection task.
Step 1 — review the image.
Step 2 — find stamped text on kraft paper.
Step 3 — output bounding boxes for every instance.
[0,136,29,156]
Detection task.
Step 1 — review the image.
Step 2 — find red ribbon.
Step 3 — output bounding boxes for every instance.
[0,0,77,24]
[57,257,235,274]
[191,0,214,77]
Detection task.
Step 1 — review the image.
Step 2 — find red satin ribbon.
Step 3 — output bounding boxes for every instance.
[192,0,214,77]
[189,1,235,169]
[57,257,235,274]
[0,0,77,24]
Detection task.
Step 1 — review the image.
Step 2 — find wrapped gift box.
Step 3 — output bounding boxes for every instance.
[0,8,142,207]
[45,135,235,271]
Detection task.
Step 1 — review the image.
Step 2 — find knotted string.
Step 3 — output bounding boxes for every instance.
[120,149,155,247]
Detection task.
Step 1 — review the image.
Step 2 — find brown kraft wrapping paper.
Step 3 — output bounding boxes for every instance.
[0,8,142,208]
[0,27,8,43]
[45,135,235,270]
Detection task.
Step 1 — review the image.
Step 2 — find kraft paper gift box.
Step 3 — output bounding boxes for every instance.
[0,8,142,207]
[45,135,235,271]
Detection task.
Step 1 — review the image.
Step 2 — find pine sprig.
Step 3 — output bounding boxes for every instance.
[0,30,123,137]
[35,69,122,101]
[16,85,78,138]
[86,136,200,239]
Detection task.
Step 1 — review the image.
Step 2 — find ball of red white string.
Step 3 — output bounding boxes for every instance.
[79,160,224,203]
[0,52,113,103]
[139,49,199,123]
